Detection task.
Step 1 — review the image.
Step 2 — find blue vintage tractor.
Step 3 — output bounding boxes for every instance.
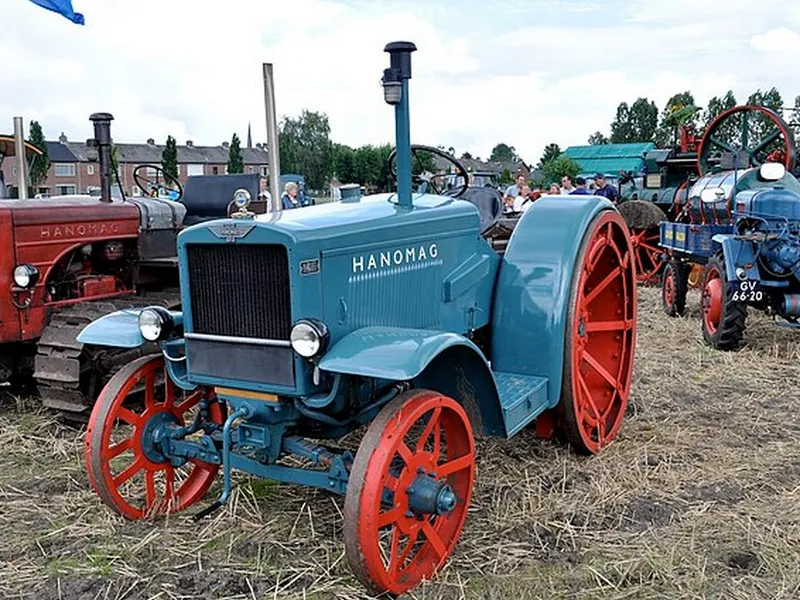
[659,162,800,350]
[76,41,638,595]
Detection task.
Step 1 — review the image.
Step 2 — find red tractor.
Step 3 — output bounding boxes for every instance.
[0,113,262,420]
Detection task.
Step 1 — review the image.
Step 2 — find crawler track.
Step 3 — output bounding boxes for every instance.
[33,291,180,423]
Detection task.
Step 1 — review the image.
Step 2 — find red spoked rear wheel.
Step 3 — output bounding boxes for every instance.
[85,354,224,520]
[629,226,664,284]
[561,210,637,455]
[344,390,475,595]
[702,264,723,335]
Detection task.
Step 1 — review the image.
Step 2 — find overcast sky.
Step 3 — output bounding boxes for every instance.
[1,0,799,163]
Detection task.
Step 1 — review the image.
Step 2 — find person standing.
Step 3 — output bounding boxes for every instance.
[504,174,526,206]
[593,173,619,203]
[258,176,273,209]
[560,175,576,194]
[569,177,591,195]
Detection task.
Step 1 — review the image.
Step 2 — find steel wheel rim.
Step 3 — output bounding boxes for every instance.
[569,212,636,453]
[630,227,663,284]
[703,267,723,335]
[345,391,475,595]
[85,355,223,520]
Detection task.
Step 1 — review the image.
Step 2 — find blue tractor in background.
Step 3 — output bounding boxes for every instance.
[77,42,638,595]
[659,162,800,350]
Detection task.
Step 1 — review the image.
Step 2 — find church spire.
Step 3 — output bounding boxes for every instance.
[247,122,252,149]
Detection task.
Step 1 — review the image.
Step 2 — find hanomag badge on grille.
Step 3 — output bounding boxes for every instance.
[300,259,320,275]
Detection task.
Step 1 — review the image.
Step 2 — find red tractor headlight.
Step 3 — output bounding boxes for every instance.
[13,264,40,289]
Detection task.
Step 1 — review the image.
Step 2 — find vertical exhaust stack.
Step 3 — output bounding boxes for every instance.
[263,63,281,212]
[382,41,417,209]
[89,112,114,203]
[13,117,29,199]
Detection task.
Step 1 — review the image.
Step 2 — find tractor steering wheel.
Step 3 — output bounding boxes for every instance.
[387,145,469,198]
[133,165,183,201]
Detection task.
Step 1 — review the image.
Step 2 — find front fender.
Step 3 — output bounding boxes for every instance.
[76,309,147,348]
[318,326,489,381]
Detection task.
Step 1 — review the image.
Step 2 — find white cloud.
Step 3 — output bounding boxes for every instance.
[751,27,800,54]
[0,0,798,166]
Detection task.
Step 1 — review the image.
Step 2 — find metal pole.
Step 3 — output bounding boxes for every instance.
[263,63,281,212]
[13,117,28,199]
[90,113,114,203]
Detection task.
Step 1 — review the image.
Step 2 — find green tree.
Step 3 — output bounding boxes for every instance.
[460,151,473,160]
[332,143,357,183]
[161,135,178,180]
[499,168,512,185]
[489,143,519,162]
[541,155,581,185]
[27,120,50,189]
[537,143,562,168]
[702,90,738,144]
[745,88,785,160]
[610,98,658,143]
[588,131,609,145]
[278,110,333,190]
[227,133,244,174]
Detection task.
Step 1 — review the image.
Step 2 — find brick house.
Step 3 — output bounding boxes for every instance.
[19,133,269,197]
[432,155,536,183]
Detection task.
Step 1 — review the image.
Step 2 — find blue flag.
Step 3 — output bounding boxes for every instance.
[28,0,85,25]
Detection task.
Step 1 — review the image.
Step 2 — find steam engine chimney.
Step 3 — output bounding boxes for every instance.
[89,112,114,203]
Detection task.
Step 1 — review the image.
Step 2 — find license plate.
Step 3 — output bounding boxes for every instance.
[729,280,764,303]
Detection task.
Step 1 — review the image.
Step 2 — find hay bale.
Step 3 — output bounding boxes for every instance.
[618,200,666,230]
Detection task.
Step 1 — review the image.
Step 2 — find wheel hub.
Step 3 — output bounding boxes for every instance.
[140,411,179,464]
[406,470,457,517]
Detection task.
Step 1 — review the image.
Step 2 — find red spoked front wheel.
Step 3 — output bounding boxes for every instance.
[629,226,664,284]
[344,390,475,596]
[561,210,637,455]
[85,354,225,520]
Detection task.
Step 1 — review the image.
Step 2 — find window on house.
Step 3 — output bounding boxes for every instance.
[212,166,219,175]
[87,165,95,175]
[132,186,142,197]
[54,164,76,177]
[261,166,268,176]
[187,164,204,176]
[146,166,159,177]
[56,184,77,195]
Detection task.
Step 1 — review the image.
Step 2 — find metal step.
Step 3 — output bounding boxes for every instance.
[492,370,549,437]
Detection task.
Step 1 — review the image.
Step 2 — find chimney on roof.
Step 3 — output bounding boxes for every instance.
[222,141,229,149]
[147,138,155,146]
[186,140,193,147]
[59,132,67,143]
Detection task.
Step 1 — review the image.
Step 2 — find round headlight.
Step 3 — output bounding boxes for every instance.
[13,264,40,288]
[138,308,170,342]
[233,188,251,209]
[290,319,329,358]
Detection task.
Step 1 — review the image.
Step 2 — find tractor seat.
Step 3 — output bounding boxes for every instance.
[444,186,502,235]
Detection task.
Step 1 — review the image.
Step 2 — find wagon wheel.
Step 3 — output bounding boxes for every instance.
[560,210,637,455]
[85,354,225,519]
[661,260,689,317]
[618,200,667,284]
[697,105,796,176]
[344,389,475,595]
[688,264,704,289]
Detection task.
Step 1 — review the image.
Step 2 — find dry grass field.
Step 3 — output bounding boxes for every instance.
[1,286,799,600]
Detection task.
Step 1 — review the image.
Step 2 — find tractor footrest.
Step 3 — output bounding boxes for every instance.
[493,371,549,438]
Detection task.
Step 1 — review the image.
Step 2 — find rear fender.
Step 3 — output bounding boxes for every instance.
[713,236,758,281]
[318,326,503,436]
[491,195,614,407]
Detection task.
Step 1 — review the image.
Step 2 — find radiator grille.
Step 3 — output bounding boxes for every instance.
[186,244,291,340]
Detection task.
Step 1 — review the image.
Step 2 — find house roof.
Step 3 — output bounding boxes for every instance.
[433,155,531,175]
[46,141,78,162]
[563,143,655,177]
[60,140,269,165]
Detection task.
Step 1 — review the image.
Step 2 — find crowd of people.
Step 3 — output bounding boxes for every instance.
[502,173,618,214]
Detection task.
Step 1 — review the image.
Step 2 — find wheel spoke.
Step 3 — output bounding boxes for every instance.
[583,266,621,305]
[175,390,203,416]
[582,350,623,396]
[379,506,405,528]
[584,319,634,333]
[144,371,155,408]
[387,527,402,576]
[710,136,736,154]
[163,373,175,409]
[394,527,420,573]
[113,456,145,487]
[145,470,156,510]
[577,372,601,423]
[164,464,175,504]
[415,407,441,454]
[397,442,414,465]
[438,453,472,476]
[750,130,781,157]
[117,407,141,426]
[421,521,447,558]
[107,438,133,459]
